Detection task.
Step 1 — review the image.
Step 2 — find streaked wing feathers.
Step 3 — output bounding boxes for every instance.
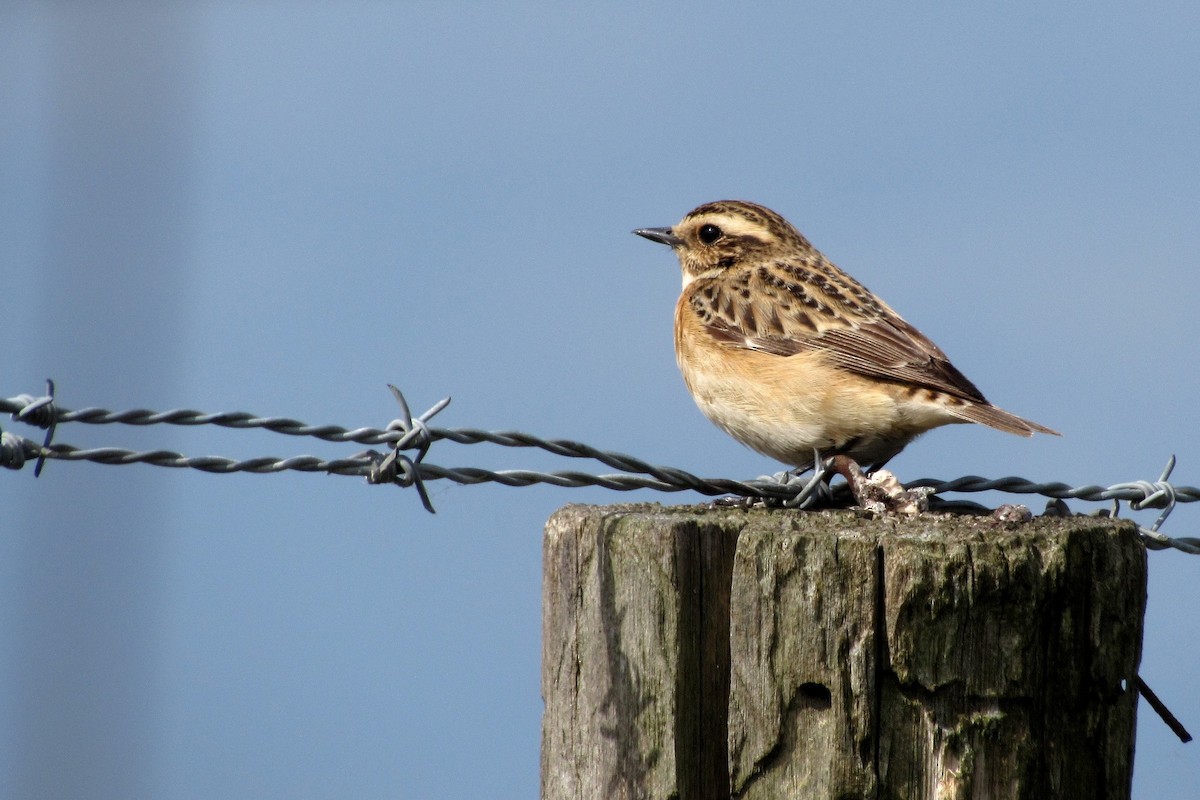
[696,283,989,404]
[816,319,988,404]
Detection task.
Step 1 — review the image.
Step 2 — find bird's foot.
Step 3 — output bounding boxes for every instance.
[825,455,932,515]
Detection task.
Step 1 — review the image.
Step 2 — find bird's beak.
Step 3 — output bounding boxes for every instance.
[633,227,683,248]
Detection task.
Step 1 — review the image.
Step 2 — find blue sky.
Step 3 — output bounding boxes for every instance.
[3,2,1198,797]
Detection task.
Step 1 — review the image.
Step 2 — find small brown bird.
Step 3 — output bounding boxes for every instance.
[634,200,1057,474]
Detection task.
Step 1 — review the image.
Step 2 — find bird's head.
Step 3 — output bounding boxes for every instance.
[634,200,813,286]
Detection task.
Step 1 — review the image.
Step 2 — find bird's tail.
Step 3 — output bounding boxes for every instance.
[950,403,1060,437]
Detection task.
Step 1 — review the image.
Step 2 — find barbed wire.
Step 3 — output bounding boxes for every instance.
[2,383,1198,554]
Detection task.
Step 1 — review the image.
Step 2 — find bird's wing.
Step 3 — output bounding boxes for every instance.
[807,317,989,403]
[694,271,990,404]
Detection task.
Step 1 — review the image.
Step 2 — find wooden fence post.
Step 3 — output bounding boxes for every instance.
[541,504,1145,800]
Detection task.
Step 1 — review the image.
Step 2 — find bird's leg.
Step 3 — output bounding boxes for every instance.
[716,456,831,510]
[769,456,832,509]
[826,455,932,515]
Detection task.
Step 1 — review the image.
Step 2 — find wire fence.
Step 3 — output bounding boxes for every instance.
[3,381,1198,555]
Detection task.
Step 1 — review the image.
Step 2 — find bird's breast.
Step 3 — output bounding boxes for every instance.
[672,292,955,466]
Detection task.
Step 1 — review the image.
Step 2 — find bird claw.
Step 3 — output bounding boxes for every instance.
[826,455,932,515]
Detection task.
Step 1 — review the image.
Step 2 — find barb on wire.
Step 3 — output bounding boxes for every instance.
[1118,456,1196,553]
[4,383,1199,553]
[361,385,451,513]
[13,379,57,477]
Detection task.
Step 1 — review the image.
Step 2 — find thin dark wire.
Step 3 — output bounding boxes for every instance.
[3,388,1198,553]
[0,393,765,484]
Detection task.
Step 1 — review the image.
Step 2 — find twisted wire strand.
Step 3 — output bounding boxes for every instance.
[904,475,1200,505]
[4,390,1198,553]
[0,394,724,483]
[0,395,405,444]
[1,436,784,496]
[0,393,786,490]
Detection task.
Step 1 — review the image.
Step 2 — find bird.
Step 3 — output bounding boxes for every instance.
[633,200,1057,478]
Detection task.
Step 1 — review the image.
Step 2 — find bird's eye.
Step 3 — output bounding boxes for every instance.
[698,224,723,244]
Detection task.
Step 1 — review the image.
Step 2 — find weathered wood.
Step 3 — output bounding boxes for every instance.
[727,514,881,797]
[541,504,738,800]
[541,504,1145,800]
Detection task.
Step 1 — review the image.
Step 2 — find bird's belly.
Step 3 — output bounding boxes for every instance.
[676,347,953,468]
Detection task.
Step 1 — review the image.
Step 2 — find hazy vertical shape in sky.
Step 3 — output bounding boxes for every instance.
[11,6,194,798]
